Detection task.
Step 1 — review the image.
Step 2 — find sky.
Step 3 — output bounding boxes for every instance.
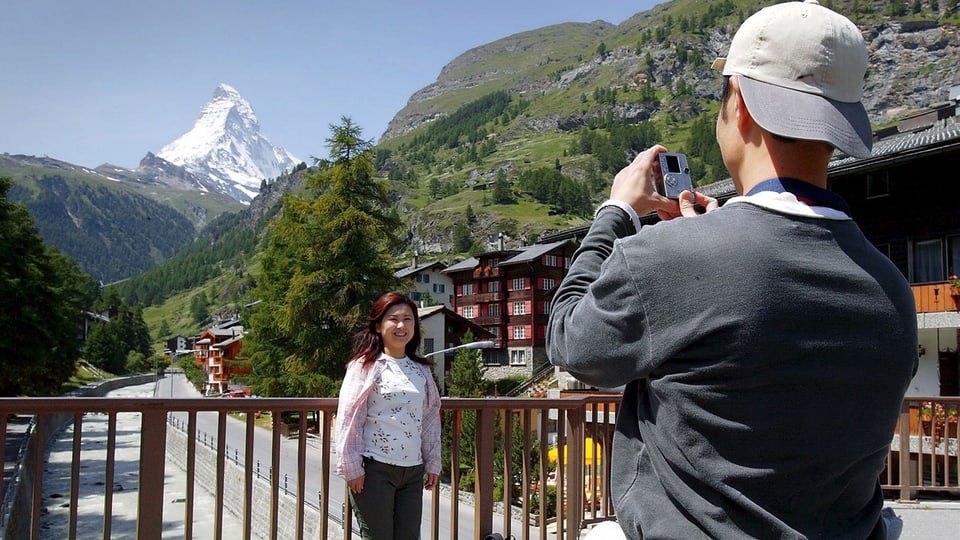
[1,1,660,170]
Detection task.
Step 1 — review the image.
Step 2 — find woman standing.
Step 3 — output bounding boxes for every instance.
[334,292,441,540]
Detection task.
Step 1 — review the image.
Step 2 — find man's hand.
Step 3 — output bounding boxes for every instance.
[610,145,718,220]
[424,473,438,490]
[611,145,677,218]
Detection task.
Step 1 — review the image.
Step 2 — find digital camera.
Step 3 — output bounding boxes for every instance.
[657,152,693,199]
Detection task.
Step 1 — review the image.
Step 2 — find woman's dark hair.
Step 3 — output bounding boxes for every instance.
[349,292,431,366]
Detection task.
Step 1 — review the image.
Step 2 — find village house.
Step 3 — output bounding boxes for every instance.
[418,304,495,394]
[443,238,576,381]
[192,318,248,396]
[394,255,454,308]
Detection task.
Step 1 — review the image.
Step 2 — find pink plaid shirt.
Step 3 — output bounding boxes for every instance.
[334,354,442,481]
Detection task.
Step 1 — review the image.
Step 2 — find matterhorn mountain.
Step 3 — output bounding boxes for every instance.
[157,83,301,203]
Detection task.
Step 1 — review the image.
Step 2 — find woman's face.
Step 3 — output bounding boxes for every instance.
[376,303,415,357]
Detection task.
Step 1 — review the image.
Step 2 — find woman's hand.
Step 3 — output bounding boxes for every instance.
[348,475,365,494]
[424,473,438,490]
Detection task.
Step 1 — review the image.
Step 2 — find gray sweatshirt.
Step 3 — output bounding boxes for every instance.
[548,194,917,539]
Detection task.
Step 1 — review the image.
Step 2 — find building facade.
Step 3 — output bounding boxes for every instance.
[443,239,576,380]
[395,258,454,308]
[192,320,247,396]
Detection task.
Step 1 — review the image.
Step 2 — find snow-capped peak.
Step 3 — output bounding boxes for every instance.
[157,83,300,203]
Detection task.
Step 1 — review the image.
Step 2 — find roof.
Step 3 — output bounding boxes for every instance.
[443,257,478,273]
[830,115,960,173]
[417,304,495,339]
[213,334,243,348]
[501,239,571,266]
[418,305,446,318]
[395,260,447,279]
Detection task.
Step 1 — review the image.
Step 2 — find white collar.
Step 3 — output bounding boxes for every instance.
[725,190,851,220]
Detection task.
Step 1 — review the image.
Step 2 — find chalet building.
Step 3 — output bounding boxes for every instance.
[543,95,960,399]
[443,239,576,380]
[418,304,495,395]
[164,335,195,358]
[394,256,454,308]
[193,319,248,396]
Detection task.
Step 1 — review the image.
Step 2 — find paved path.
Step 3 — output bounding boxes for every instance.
[39,380,245,539]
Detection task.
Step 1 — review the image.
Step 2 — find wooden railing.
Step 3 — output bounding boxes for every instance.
[0,392,618,540]
[913,281,960,313]
[2,392,956,540]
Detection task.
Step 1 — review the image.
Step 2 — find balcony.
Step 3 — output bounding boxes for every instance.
[2,380,956,539]
[914,281,960,313]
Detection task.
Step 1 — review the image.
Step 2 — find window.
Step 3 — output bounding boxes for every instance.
[513,326,527,339]
[423,274,430,283]
[461,283,475,295]
[487,281,500,293]
[511,278,527,291]
[513,301,526,315]
[866,172,890,199]
[510,349,527,365]
[540,278,555,290]
[415,274,423,283]
[543,255,559,267]
[540,301,551,315]
[462,306,475,318]
[487,303,501,317]
[913,239,944,283]
[950,236,960,278]
[433,283,445,293]
[423,338,434,356]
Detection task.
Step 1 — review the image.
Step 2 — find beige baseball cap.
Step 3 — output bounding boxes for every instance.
[711,0,872,158]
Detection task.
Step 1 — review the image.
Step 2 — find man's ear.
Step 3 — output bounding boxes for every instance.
[727,77,752,132]
[728,76,758,139]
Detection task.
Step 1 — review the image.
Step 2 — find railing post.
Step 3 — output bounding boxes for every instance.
[898,400,913,502]
[475,406,495,538]
[136,410,167,539]
[565,404,585,540]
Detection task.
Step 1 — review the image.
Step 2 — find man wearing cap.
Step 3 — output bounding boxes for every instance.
[547,1,916,539]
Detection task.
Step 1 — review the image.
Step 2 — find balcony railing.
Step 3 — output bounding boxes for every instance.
[913,281,960,313]
[2,391,956,539]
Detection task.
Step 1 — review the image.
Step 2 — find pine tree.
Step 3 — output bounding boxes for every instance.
[245,117,402,396]
[0,178,92,395]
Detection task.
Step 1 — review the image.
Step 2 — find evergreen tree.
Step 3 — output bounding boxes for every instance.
[492,170,513,204]
[83,302,153,374]
[0,178,92,396]
[245,117,402,396]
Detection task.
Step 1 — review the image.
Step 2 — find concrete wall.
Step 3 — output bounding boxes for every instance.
[165,426,344,540]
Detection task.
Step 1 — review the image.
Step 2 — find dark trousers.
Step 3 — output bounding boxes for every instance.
[349,456,425,540]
